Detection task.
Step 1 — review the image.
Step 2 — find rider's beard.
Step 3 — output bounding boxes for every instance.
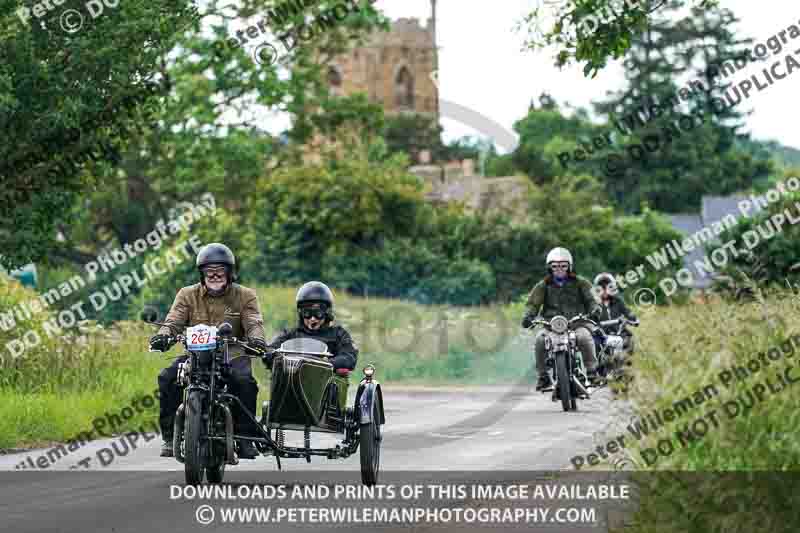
[206,278,227,295]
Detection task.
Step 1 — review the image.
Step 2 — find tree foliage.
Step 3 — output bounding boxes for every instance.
[512,99,604,183]
[713,179,800,293]
[0,0,200,269]
[520,0,720,76]
[0,0,387,270]
[592,1,773,212]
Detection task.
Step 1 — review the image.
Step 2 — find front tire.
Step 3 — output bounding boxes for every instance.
[555,353,572,412]
[359,399,381,486]
[184,391,206,485]
[206,461,225,484]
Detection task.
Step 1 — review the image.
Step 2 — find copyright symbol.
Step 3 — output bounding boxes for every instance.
[60,9,83,34]
[605,153,624,177]
[195,504,215,525]
[632,288,656,308]
[253,43,279,66]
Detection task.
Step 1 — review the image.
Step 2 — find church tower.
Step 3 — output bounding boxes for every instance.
[326,1,440,120]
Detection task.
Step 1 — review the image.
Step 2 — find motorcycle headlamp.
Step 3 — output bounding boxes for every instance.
[607,336,625,350]
[550,316,568,334]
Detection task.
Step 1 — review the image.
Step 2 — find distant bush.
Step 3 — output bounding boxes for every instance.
[713,189,800,296]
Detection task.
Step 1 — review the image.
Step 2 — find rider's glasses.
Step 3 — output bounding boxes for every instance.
[550,262,569,270]
[301,308,326,320]
[202,266,227,281]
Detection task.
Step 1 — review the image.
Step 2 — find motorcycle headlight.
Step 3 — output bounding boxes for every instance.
[608,336,625,350]
[550,316,568,334]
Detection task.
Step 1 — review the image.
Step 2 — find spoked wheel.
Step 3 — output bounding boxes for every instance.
[359,400,382,486]
[555,354,573,412]
[184,391,206,485]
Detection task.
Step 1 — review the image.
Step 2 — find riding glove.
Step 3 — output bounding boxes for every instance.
[248,337,268,353]
[149,334,173,351]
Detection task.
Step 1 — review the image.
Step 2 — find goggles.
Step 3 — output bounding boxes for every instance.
[550,262,569,270]
[202,265,228,281]
[300,307,326,320]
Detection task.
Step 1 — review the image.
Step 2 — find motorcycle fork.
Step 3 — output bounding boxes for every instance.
[570,349,591,398]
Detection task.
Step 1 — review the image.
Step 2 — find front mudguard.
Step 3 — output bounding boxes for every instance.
[355,381,385,425]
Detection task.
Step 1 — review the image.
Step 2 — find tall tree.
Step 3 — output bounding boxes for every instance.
[0,0,199,269]
[592,1,773,212]
[511,95,604,184]
[8,0,387,271]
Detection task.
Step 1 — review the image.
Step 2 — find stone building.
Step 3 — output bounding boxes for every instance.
[410,159,530,216]
[326,6,439,119]
[320,1,530,215]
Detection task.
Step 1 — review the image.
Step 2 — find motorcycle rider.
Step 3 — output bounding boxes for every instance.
[521,247,602,391]
[593,272,639,354]
[265,281,358,373]
[149,243,268,459]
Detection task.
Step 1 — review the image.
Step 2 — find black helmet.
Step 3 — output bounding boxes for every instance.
[196,243,237,292]
[296,281,334,323]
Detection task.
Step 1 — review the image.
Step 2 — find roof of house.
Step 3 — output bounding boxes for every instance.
[668,214,712,288]
[668,192,767,289]
[668,214,704,235]
[701,194,764,227]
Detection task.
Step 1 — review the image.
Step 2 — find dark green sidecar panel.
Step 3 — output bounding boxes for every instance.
[268,354,349,431]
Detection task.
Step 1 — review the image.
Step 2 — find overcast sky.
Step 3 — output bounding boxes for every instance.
[374,0,800,151]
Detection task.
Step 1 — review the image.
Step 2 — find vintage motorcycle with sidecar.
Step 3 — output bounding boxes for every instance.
[143,310,385,486]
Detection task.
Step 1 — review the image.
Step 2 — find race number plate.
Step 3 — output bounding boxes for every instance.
[186,324,217,351]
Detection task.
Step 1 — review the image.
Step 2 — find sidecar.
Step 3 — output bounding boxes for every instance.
[257,338,385,485]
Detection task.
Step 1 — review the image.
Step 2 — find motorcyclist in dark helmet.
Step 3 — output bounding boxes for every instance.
[149,243,267,459]
[521,247,602,391]
[593,272,639,354]
[264,281,358,372]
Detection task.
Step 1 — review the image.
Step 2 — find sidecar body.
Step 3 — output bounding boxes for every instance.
[267,338,352,433]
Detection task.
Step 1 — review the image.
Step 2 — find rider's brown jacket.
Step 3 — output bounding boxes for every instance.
[157,283,266,354]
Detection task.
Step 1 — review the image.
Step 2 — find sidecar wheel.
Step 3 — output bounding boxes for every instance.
[359,400,381,486]
[184,391,205,485]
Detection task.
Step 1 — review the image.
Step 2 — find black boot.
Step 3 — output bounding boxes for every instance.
[536,373,553,391]
[238,440,258,459]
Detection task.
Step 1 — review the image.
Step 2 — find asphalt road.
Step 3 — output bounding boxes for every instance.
[0,386,634,533]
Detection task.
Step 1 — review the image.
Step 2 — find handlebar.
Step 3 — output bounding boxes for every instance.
[526,314,639,334]
[148,334,270,356]
[147,327,336,359]
[527,314,596,330]
[599,317,639,328]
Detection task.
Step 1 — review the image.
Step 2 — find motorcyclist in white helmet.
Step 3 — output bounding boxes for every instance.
[521,247,602,390]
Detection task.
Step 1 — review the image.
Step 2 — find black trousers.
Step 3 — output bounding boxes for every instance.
[158,355,259,439]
